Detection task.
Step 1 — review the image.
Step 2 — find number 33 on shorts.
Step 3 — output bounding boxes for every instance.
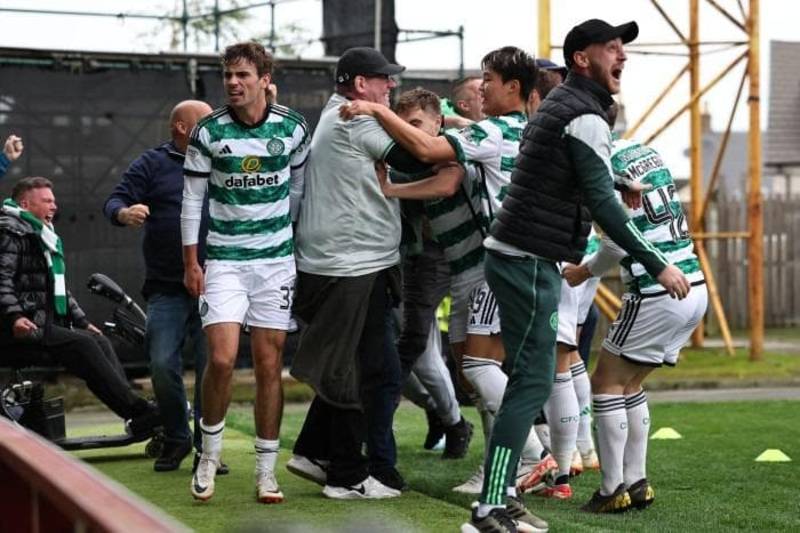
[279,284,295,310]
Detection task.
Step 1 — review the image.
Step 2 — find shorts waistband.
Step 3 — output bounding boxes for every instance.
[638,279,706,299]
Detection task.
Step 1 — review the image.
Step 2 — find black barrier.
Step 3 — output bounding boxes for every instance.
[0,48,458,344]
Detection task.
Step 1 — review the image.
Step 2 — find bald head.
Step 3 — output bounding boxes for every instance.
[170,100,212,152]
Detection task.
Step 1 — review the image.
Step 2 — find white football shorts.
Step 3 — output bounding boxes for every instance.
[466,280,502,336]
[577,276,600,326]
[556,278,581,348]
[602,282,708,366]
[449,269,485,344]
[199,260,296,330]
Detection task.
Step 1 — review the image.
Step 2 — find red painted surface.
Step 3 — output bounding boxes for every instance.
[0,417,186,532]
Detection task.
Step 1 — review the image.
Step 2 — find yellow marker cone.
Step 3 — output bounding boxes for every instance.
[650,427,682,440]
[755,449,792,462]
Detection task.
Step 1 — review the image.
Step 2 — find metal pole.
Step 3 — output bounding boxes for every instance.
[747,0,764,360]
[214,0,220,52]
[458,25,464,79]
[374,0,382,51]
[182,0,188,52]
[689,0,705,346]
[538,0,551,59]
[269,1,276,52]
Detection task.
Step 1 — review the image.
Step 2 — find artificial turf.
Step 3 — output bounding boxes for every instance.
[73,399,800,532]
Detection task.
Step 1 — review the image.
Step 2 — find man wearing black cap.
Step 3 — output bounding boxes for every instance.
[288,47,431,499]
[456,19,693,530]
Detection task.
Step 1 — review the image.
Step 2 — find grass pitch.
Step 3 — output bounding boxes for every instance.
[74,399,800,532]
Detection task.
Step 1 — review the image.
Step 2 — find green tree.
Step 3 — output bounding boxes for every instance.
[159,0,251,52]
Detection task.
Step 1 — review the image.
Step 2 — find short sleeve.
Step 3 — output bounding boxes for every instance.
[443,120,502,165]
[289,119,311,169]
[184,125,212,178]
[350,116,396,161]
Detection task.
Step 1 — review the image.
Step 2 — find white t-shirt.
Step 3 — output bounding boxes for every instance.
[295,93,402,277]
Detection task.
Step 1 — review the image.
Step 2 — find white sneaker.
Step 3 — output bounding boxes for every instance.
[286,454,328,486]
[581,448,600,470]
[452,465,484,494]
[570,449,584,477]
[191,454,219,501]
[256,469,284,504]
[322,475,401,500]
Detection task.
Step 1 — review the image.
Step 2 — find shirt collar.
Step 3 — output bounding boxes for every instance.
[565,71,614,109]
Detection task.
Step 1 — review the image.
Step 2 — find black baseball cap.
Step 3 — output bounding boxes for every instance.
[563,19,639,68]
[535,58,568,77]
[335,47,405,84]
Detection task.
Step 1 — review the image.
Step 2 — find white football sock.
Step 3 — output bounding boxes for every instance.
[571,360,595,455]
[476,503,504,518]
[462,356,506,416]
[543,372,579,479]
[623,390,650,486]
[534,411,551,452]
[255,437,280,474]
[469,390,494,453]
[521,426,546,463]
[200,418,225,461]
[593,394,628,495]
[463,356,506,456]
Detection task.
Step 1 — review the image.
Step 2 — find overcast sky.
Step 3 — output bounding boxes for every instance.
[1,0,794,177]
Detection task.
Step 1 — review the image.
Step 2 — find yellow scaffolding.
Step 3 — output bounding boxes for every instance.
[538,0,763,360]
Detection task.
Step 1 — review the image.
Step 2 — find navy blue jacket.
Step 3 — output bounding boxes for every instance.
[0,153,10,179]
[103,141,208,298]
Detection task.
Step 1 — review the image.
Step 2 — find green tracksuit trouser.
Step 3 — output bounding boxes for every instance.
[480,250,562,505]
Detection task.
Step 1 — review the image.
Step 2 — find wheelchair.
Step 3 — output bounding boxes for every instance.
[0,273,164,457]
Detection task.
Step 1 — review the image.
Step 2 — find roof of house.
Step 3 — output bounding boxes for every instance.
[766,40,800,167]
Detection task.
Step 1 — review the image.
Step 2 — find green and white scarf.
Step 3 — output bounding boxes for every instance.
[2,198,67,316]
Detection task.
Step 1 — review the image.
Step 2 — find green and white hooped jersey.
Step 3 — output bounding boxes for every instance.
[610,138,704,294]
[185,104,309,264]
[444,112,526,222]
[424,162,488,279]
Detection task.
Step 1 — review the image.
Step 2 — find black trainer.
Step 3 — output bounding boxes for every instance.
[153,438,192,472]
[126,402,162,438]
[506,495,549,532]
[192,451,230,476]
[423,409,446,450]
[627,478,655,509]
[442,417,474,459]
[462,506,518,532]
[581,483,632,514]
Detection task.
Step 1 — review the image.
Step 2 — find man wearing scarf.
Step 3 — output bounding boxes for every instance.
[0,177,159,434]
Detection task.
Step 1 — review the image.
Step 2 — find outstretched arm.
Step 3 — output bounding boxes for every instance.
[340,100,456,163]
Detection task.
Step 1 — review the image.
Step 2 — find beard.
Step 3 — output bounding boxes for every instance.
[588,60,618,94]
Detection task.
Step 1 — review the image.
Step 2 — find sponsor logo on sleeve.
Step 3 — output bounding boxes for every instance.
[187,146,200,162]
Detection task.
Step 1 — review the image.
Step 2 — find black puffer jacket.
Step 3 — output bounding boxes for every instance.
[0,209,88,341]
[490,72,610,263]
